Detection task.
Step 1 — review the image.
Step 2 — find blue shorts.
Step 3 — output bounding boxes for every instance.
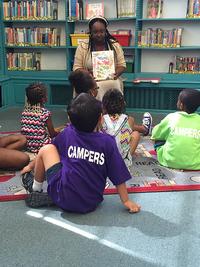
[46,162,62,184]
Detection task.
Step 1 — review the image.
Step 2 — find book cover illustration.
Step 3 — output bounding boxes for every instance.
[85,2,104,20]
[92,50,115,81]
[187,0,200,18]
[147,0,163,19]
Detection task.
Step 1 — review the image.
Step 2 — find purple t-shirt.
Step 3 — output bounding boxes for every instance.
[49,124,131,213]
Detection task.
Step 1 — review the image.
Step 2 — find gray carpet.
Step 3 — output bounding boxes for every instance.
[0,107,200,267]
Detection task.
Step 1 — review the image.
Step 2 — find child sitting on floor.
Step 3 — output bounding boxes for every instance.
[69,70,99,97]
[22,93,140,213]
[21,83,59,154]
[21,72,97,174]
[0,134,29,170]
[151,88,200,170]
[101,89,152,168]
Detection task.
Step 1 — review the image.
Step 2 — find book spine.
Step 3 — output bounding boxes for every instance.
[68,0,72,20]
[71,0,77,20]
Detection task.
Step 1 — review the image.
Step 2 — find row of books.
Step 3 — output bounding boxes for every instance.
[3,0,58,20]
[138,28,183,48]
[7,52,41,71]
[5,27,61,47]
[174,56,200,73]
[187,0,200,17]
[116,0,135,18]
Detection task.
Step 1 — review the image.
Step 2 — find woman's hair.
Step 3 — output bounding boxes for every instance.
[67,93,102,132]
[102,88,125,115]
[25,83,47,106]
[69,70,95,94]
[88,16,117,53]
[179,88,200,113]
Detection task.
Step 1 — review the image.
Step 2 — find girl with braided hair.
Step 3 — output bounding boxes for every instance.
[73,15,126,100]
[101,89,152,169]
[21,83,58,153]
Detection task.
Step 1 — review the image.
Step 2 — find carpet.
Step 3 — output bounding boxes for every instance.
[105,137,200,194]
[0,136,200,201]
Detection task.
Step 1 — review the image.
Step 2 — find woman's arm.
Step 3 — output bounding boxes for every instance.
[73,42,88,71]
[114,66,126,79]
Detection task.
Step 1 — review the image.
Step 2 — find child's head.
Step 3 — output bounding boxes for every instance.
[102,88,125,115]
[26,83,47,106]
[69,70,99,97]
[177,89,200,113]
[67,93,102,132]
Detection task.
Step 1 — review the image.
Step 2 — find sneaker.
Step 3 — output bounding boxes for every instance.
[25,191,54,208]
[22,171,34,192]
[142,112,152,136]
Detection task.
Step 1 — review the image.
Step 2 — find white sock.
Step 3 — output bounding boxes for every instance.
[32,180,43,192]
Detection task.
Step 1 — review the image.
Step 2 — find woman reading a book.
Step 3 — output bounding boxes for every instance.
[73,15,126,100]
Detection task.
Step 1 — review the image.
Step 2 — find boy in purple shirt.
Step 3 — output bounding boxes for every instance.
[22,93,140,213]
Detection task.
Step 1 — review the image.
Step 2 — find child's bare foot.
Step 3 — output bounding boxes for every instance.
[123,200,141,213]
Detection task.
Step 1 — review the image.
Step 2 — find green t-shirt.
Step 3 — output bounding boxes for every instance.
[151,111,200,170]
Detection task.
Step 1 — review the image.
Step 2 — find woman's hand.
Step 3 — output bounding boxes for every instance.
[114,66,126,79]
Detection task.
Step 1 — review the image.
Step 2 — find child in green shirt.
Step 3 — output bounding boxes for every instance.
[151,88,200,170]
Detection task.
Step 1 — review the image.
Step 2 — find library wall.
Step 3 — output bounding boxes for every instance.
[0,0,200,111]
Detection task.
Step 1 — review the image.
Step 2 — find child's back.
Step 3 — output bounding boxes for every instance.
[102,113,133,168]
[21,83,57,153]
[52,123,130,213]
[101,89,141,168]
[151,89,200,170]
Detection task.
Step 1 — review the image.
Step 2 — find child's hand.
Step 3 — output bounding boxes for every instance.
[123,200,141,213]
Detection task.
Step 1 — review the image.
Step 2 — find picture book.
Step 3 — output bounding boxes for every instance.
[85,1,104,20]
[186,0,200,18]
[92,50,115,81]
[147,0,163,19]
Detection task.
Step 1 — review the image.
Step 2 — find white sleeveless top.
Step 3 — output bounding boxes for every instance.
[102,114,132,168]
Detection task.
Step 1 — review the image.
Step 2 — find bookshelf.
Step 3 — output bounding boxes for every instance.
[2,0,67,74]
[0,0,73,108]
[67,0,136,79]
[136,0,200,76]
[0,0,200,112]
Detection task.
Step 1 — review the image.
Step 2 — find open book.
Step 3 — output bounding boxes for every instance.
[92,50,115,81]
